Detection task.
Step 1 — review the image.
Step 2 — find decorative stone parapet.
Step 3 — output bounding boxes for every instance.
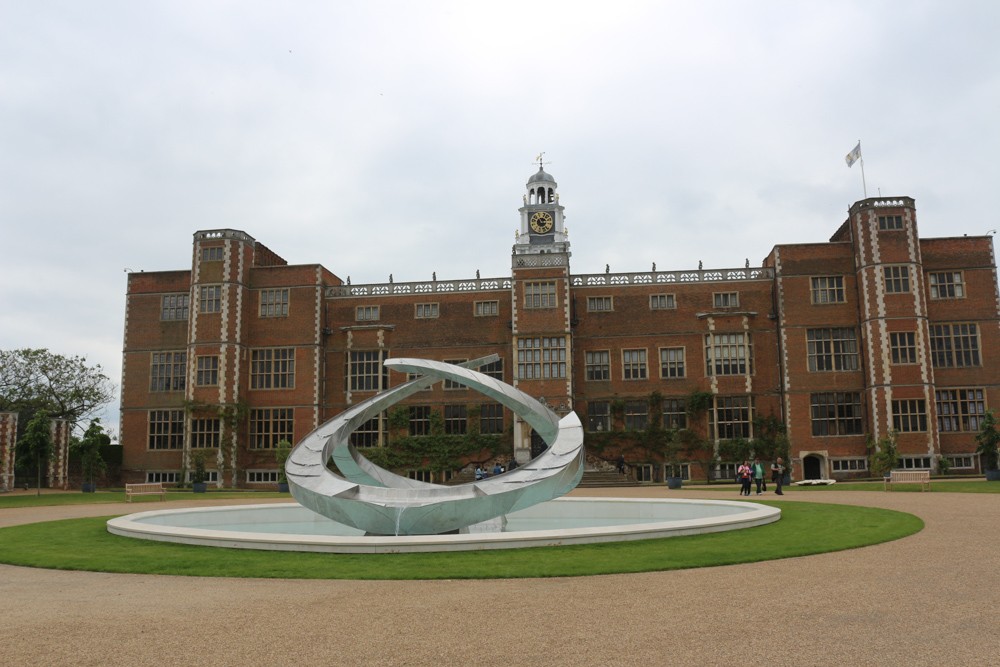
[193,229,256,244]
[570,267,773,287]
[327,277,513,298]
[0,412,16,492]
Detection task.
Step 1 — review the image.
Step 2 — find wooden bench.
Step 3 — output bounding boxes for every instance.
[125,482,168,502]
[885,470,930,491]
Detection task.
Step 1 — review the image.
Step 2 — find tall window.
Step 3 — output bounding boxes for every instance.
[161,294,189,320]
[624,400,648,430]
[150,352,186,391]
[709,396,754,440]
[889,332,917,364]
[409,406,430,436]
[200,285,222,313]
[884,266,910,293]
[479,360,503,380]
[191,418,220,448]
[444,405,467,434]
[622,349,647,380]
[929,272,965,299]
[810,393,864,436]
[347,350,388,392]
[936,388,985,432]
[202,247,223,261]
[524,282,557,308]
[517,337,566,379]
[930,323,980,368]
[251,348,295,389]
[249,408,294,449]
[480,404,504,434]
[196,356,218,386]
[650,294,675,310]
[659,348,685,378]
[807,329,858,371]
[714,292,739,308]
[587,297,612,312]
[892,399,927,433]
[587,402,610,432]
[811,276,845,304]
[259,289,289,317]
[415,303,438,318]
[878,215,903,230]
[356,306,379,321]
[662,399,686,429]
[705,333,752,376]
[475,300,499,316]
[443,359,468,390]
[148,410,184,450]
[585,350,610,381]
[351,412,387,447]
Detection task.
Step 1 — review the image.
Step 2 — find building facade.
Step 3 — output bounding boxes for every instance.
[119,168,1000,486]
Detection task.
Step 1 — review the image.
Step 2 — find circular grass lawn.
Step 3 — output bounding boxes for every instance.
[0,501,921,580]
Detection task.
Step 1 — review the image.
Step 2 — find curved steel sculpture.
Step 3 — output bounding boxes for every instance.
[285,357,584,536]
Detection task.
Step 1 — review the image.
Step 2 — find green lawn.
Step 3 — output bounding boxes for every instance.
[783,480,1000,493]
[0,501,922,580]
[0,491,288,509]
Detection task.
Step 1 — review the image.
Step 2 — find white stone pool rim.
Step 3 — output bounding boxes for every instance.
[107,497,780,554]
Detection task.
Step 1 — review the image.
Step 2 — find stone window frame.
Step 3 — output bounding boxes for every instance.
[247,470,279,483]
[709,395,755,440]
[935,387,986,432]
[810,392,864,436]
[251,348,296,389]
[831,458,868,472]
[705,333,753,377]
[663,463,690,480]
[587,401,610,432]
[585,350,610,381]
[409,406,431,436]
[199,285,222,313]
[356,305,380,322]
[517,337,567,380]
[150,351,187,392]
[888,331,918,365]
[351,412,388,447]
[523,281,557,309]
[195,355,219,386]
[160,294,190,321]
[480,403,504,434]
[479,359,503,381]
[928,271,966,299]
[443,405,467,435]
[185,470,219,484]
[259,289,289,317]
[878,215,903,230]
[347,350,387,392]
[408,470,433,483]
[415,303,439,319]
[946,455,975,469]
[190,418,221,448]
[622,348,648,381]
[891,399,928,433]
[249,407,294,450]
[929,323,981,368]
[883,265,911,294]
[810,276,846,304]
[662,398,687,429]
[806,328,859,372]
[713,292,739,308]
[897,456,932,469]
[650,294,675,310]
[475,300,499,316]
[146,471,179,484]
[202,247,224,261]
[659,347,685,379]
[624,400,649,430]
[587,296,613,312]
[443,359,468,390]
[148,410,184,450]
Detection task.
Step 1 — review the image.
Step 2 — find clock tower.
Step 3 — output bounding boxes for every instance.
[515,164,569,256]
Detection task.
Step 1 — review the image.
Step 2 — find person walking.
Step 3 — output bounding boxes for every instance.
[771,457,785,495]
[616,454,626,475]
[753,458,765,495]
[737,460,752,496]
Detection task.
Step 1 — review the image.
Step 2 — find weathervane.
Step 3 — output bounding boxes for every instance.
[533,152,552,170]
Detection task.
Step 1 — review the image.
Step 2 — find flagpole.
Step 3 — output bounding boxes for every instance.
[859,139,868,199]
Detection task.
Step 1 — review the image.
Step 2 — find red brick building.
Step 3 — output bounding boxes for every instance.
[120,169,1000,486]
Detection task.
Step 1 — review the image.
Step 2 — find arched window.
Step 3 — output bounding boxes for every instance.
[529,189,535,204]
[547,188,554,203]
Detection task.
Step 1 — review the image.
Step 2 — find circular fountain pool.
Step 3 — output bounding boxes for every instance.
[107,498,780,554]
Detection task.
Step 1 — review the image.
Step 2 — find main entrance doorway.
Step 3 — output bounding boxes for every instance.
[803,455,823,480]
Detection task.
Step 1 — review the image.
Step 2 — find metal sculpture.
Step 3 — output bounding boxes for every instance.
[285,356,584,536]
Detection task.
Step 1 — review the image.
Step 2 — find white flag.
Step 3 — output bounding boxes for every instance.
[845,142,861,168]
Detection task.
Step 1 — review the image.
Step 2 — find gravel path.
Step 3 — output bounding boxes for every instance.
[1,487,997,666]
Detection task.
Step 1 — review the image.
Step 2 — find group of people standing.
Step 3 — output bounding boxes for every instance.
[737,457,785,496]
[475,459,518,481]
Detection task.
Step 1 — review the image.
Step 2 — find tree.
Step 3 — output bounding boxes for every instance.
[975,410,1000,472]
[0,349,115,436]
[16,410,54,496]
[868,430,900,478]
[275,439,293,485]
[71,418,110,485]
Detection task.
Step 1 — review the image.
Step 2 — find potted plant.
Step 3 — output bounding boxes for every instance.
[976,410,1000,481]
[72,418,109,493]
[191,451,209,493]
[275,439,292,493]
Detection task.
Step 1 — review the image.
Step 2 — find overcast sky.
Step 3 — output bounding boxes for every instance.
[2,1,998,435]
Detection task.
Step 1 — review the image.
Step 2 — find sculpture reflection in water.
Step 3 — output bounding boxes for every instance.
[285,355,585,536]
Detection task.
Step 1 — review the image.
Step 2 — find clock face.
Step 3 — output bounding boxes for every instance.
[529,211,554,234]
